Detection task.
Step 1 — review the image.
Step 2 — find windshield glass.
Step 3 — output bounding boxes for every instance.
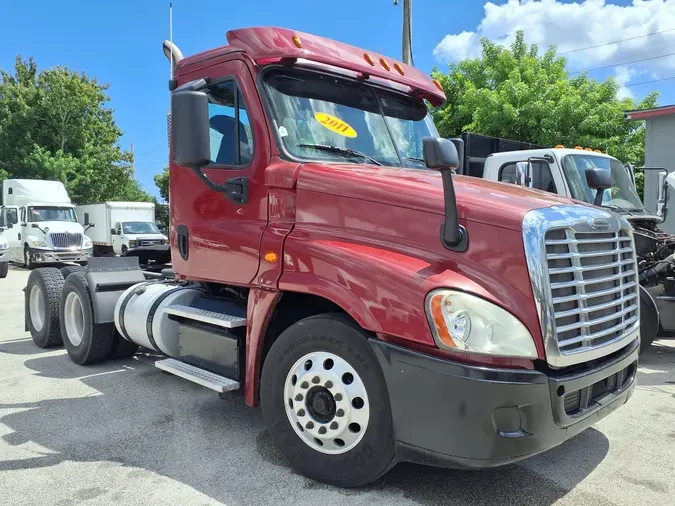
[29,206,76,222]
[562,155,645,213]
[122,222,160,234]
[263,68,438,168]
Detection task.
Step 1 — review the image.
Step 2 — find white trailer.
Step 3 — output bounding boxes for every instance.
[0,179,92,268]
[76,202,169,264]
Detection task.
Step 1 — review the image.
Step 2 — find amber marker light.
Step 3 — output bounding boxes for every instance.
[428,293,456,348]
[264,252,278,263]
[364,53,375,66]
[292,34,303,48]
[380,58,391,71]
[393,62,405,75]
[432,79,443,92]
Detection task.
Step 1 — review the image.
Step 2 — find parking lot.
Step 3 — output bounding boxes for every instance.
[0,265,674,506]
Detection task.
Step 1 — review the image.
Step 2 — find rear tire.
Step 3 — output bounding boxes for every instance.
[108,330,139,359]
[0,262,8,278]
[260,314,395,487]
[26,268,64,347]
[59,271,115,365]
[60,265,86,279]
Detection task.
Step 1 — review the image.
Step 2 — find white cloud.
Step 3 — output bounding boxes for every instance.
[434,0,675,88]
[614,66,637,98]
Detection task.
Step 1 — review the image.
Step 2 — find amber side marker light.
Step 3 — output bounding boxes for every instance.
[428,294,456,348]
[264,252,278,263]
[364,53,375,66]
[555,144,565,148]
[292,34,303,48]
[393,62,405,75]
[432,79,443,92]
[594,149,602,153]
[574,146,583,150]
[380,58,391,71]
[584,147,593,151]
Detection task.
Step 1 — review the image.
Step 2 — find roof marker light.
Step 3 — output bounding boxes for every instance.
[393,62,405,75]
[380,58,391,71]
[584,147,593,151]
[594,149,602,153]
[432,79,443,92]
[364,53,375,66]
[574,146,583,150]
[555,144,565,148]
[292,34,303,48]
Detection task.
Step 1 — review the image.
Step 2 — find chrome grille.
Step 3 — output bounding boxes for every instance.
[49,232,82,249]
[523,206,640,367]
[545,229,638,354]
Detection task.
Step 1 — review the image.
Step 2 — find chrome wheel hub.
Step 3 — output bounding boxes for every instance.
[63,291,85,346]
[284,351,370,455]
[29,285,45,332]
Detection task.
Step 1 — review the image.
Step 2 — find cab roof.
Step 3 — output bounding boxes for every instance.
[176,27,446,106]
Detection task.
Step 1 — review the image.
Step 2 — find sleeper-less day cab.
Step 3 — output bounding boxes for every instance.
[24,28,638,487]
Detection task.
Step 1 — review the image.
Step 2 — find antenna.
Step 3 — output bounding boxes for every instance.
[169,2,173,78]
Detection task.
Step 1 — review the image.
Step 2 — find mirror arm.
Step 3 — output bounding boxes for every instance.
[594,189,605,206]
[440,172,468,252]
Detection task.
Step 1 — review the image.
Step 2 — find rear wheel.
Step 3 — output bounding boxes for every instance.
[60,271,115,365]
[60,265,86,279]
[0,262,8,278]
[260,314,395,487]
[26,268,64,347]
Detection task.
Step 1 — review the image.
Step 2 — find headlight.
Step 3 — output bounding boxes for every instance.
[83,237,92,248]
[129,240,136,247]
[32,240,49,248]
[0,239,8,250]
[425,289,537,358]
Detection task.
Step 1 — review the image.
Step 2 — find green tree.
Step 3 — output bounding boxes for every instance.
[154,165,170,202]
[0,56,151,203]
[431,31,657,166]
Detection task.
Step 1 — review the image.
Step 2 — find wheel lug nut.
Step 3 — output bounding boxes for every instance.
[334,393,342,401]
[300,381,309,389]
[318,426,326,435]
[306,421,314,429]
[295,394,303,401]
[312,376,320,384]
[330,422,338,430]
[336,409,344,417]
[297,409,306,417]
[325,380,333,388]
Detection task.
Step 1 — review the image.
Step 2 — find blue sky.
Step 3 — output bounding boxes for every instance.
[2,0,673,200]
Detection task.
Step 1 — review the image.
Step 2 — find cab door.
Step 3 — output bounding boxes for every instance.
[0,206,21,261]
[170,58,269,285]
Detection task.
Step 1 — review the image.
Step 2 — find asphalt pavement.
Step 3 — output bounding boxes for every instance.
[1,265,674,506]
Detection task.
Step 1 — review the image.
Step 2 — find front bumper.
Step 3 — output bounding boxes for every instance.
[122,244,171,264]
[371,338,638,469]
[28,247,93,264]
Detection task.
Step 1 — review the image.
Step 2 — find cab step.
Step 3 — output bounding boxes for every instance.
[155,358,240,393]
[164,304,247,328]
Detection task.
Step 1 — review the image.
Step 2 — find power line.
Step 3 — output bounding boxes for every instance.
[569,52,675,75]
[559,27,675,56]
[623,75,675,88]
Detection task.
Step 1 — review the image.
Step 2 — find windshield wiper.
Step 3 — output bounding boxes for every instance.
[297,144,382,166]
[405,156,426,164]
[601,203,634,216]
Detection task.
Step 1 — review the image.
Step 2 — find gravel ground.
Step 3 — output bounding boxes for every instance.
[1,265,674,506]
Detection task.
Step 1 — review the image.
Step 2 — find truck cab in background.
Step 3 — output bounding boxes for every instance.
[0,179,92,268]
[460,133,675,350]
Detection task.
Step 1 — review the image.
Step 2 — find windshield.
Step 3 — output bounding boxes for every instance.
[562,155,645,213]
[263,68,438,168]
[29,206,77,222]
[122,222,160,234]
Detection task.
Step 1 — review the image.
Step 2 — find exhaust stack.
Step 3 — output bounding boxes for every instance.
[163,40,184,72]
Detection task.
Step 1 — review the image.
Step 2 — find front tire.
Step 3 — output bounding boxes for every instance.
[26,268,64,347]
[0,262,8,278]
[59,271,115,365]
[260,314,395,487]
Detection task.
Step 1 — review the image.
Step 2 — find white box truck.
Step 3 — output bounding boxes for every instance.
[0,179,92,268]
[75,202,170,264]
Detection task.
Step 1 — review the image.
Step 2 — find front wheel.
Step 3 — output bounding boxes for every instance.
[0,262,8,278]
[260,314,395,487]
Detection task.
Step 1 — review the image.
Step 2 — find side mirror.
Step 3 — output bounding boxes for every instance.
[624,162,636,185]
[111,228,116,235]
[585,168,611,206]
[657,171,671,220]
[6,223,12,229]
[171,88,211,167]
[515,162,528,186]
[422,137,467,251]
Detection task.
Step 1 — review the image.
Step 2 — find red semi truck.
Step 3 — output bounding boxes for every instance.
[24,27,639,487]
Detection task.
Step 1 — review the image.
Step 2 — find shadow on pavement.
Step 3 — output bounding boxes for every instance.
[0,338,58,357]
[0,350,612,506]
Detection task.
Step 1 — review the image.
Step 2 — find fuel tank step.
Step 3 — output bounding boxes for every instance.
[155,358,240,393]
[164,304,247,328]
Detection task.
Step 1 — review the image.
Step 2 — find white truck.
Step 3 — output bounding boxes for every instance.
[0,179,92,268]
[75,202,170,265]
[452,133,675,353]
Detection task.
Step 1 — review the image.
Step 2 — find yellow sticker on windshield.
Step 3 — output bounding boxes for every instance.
[314,112,357,138]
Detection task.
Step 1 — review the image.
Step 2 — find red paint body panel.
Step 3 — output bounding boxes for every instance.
[176,27,445,106]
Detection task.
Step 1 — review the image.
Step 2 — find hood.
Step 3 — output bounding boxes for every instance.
[296,163,581,231]
[26,221,84,235]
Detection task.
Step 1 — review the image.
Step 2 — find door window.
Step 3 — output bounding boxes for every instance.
[20,207,26,224]
[3,208,18,225]
[499,161,557,193]
[207,81,254,166]
[114,223,121,235]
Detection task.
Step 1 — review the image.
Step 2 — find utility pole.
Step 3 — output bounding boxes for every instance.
[394,0,413,65]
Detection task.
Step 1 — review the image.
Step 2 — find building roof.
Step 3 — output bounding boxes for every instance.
[625,104,675,121]
[175,27,446,106]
